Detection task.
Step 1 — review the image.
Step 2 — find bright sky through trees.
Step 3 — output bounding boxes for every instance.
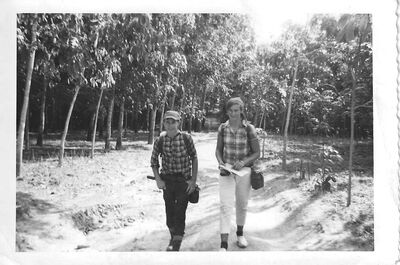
[248,10,310,44]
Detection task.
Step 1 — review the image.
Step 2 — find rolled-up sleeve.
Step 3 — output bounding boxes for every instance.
[150,137,160,168]
[186,135,197,159]
[248,125,259,143]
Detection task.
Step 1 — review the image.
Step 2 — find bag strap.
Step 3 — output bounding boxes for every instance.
[245,125,252,152]
[181,132,190,150]
[157,132,166,154]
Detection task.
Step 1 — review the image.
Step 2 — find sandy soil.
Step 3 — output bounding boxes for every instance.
[16,132,374,251]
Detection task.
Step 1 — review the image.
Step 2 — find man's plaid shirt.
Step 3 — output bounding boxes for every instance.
[150,131,197,179]
[218,120,258,165]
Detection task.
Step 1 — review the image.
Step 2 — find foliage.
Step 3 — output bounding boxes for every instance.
[17,13,372,140]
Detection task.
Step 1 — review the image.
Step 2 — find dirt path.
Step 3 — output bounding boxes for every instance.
[16,132,373,252]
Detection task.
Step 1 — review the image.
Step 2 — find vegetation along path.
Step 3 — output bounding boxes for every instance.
[16,132,373,252]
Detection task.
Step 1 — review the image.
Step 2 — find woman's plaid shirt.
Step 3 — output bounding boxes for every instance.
[218,120,258,165]
[150,132,197,179]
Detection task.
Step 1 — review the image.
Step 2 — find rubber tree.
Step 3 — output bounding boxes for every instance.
[336,14,372,206]
[282,56,299,170]
[146,14,186,144]
[158,52,188,133]
[16,14,38,177]
[57,14,97,166]
[34,14,62,146]
[86,14,143,152]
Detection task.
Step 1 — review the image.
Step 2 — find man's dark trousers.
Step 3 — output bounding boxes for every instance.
[162,173,189,237]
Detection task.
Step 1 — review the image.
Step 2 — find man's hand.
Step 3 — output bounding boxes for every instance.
[156,179,166,190]
[186,179,196,194]
[232,160,245,170]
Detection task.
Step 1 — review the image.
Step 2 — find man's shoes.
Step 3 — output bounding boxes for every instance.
[167,235,182,251]
[219,248,227,251]
[172,239,182,251]
[237,236,248,248]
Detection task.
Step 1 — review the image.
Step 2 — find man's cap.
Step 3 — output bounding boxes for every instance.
[164,110,181,121]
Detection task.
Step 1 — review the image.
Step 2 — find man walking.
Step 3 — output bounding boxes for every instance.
[150,110,198,251]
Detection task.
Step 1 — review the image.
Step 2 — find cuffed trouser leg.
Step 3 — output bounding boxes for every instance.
[219,167,252,234]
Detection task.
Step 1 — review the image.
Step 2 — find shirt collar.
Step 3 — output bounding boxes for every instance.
[225,119,248,128]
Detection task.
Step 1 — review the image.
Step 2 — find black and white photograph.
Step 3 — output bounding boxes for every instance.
[1,0,398,264]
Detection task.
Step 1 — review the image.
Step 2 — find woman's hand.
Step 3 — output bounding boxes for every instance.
[218,161,230,176]
[156,179,166,190]
[232,160,245,170]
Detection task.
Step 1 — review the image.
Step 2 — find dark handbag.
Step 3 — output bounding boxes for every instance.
[250,168,264,190]
[188,185,200,203]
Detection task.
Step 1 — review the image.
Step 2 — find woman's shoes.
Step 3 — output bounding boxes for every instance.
[237,236,248,248]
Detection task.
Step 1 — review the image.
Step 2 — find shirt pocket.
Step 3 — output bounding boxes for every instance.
[173,142,187,158]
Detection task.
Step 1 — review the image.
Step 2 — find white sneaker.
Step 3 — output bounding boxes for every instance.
[237,236,248,248]
[219,248,227,252]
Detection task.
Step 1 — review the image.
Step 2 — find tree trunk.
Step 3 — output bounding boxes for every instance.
[158,95,167,135]
[37,68,48,146]
[132,108,138,133]
[292,114,297,135]
[86,109,96,141]
[347,68,356,207]
[170,90,176,110]
[58,85,81,166]
[199,84,207,111]
[24,103,30,151]
[145,105,150,131]
[280,107,287,134]
[322,144,326,178]
[179,86,186,131]
[171,72,180,111]
[282,59,299,170]
[188,88,196,134]
[290,113,295,135]
[16,19,37,177]
[124,109,128,137]
[98,112,104,138]
[91,88,104,158]
[105,90,115,151]
[51,95,56,132]
[262,133,266,159]
[259,110,265,128]
[116,97,125,150]
[263,113,268,131]
[148,105,157,144]
[254,110,260,128]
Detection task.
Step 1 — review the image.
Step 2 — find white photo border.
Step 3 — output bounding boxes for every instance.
[1,0,398,264]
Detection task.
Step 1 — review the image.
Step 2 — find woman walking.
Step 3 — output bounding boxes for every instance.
[215,97,260,251]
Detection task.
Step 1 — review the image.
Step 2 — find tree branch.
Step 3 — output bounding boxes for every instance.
[354,100,373,110]
[320,83,338,93]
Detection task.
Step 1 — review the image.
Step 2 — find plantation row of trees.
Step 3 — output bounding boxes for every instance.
[17,13,372,176]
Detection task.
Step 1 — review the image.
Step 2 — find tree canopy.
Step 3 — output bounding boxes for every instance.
[17,13,372,140]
